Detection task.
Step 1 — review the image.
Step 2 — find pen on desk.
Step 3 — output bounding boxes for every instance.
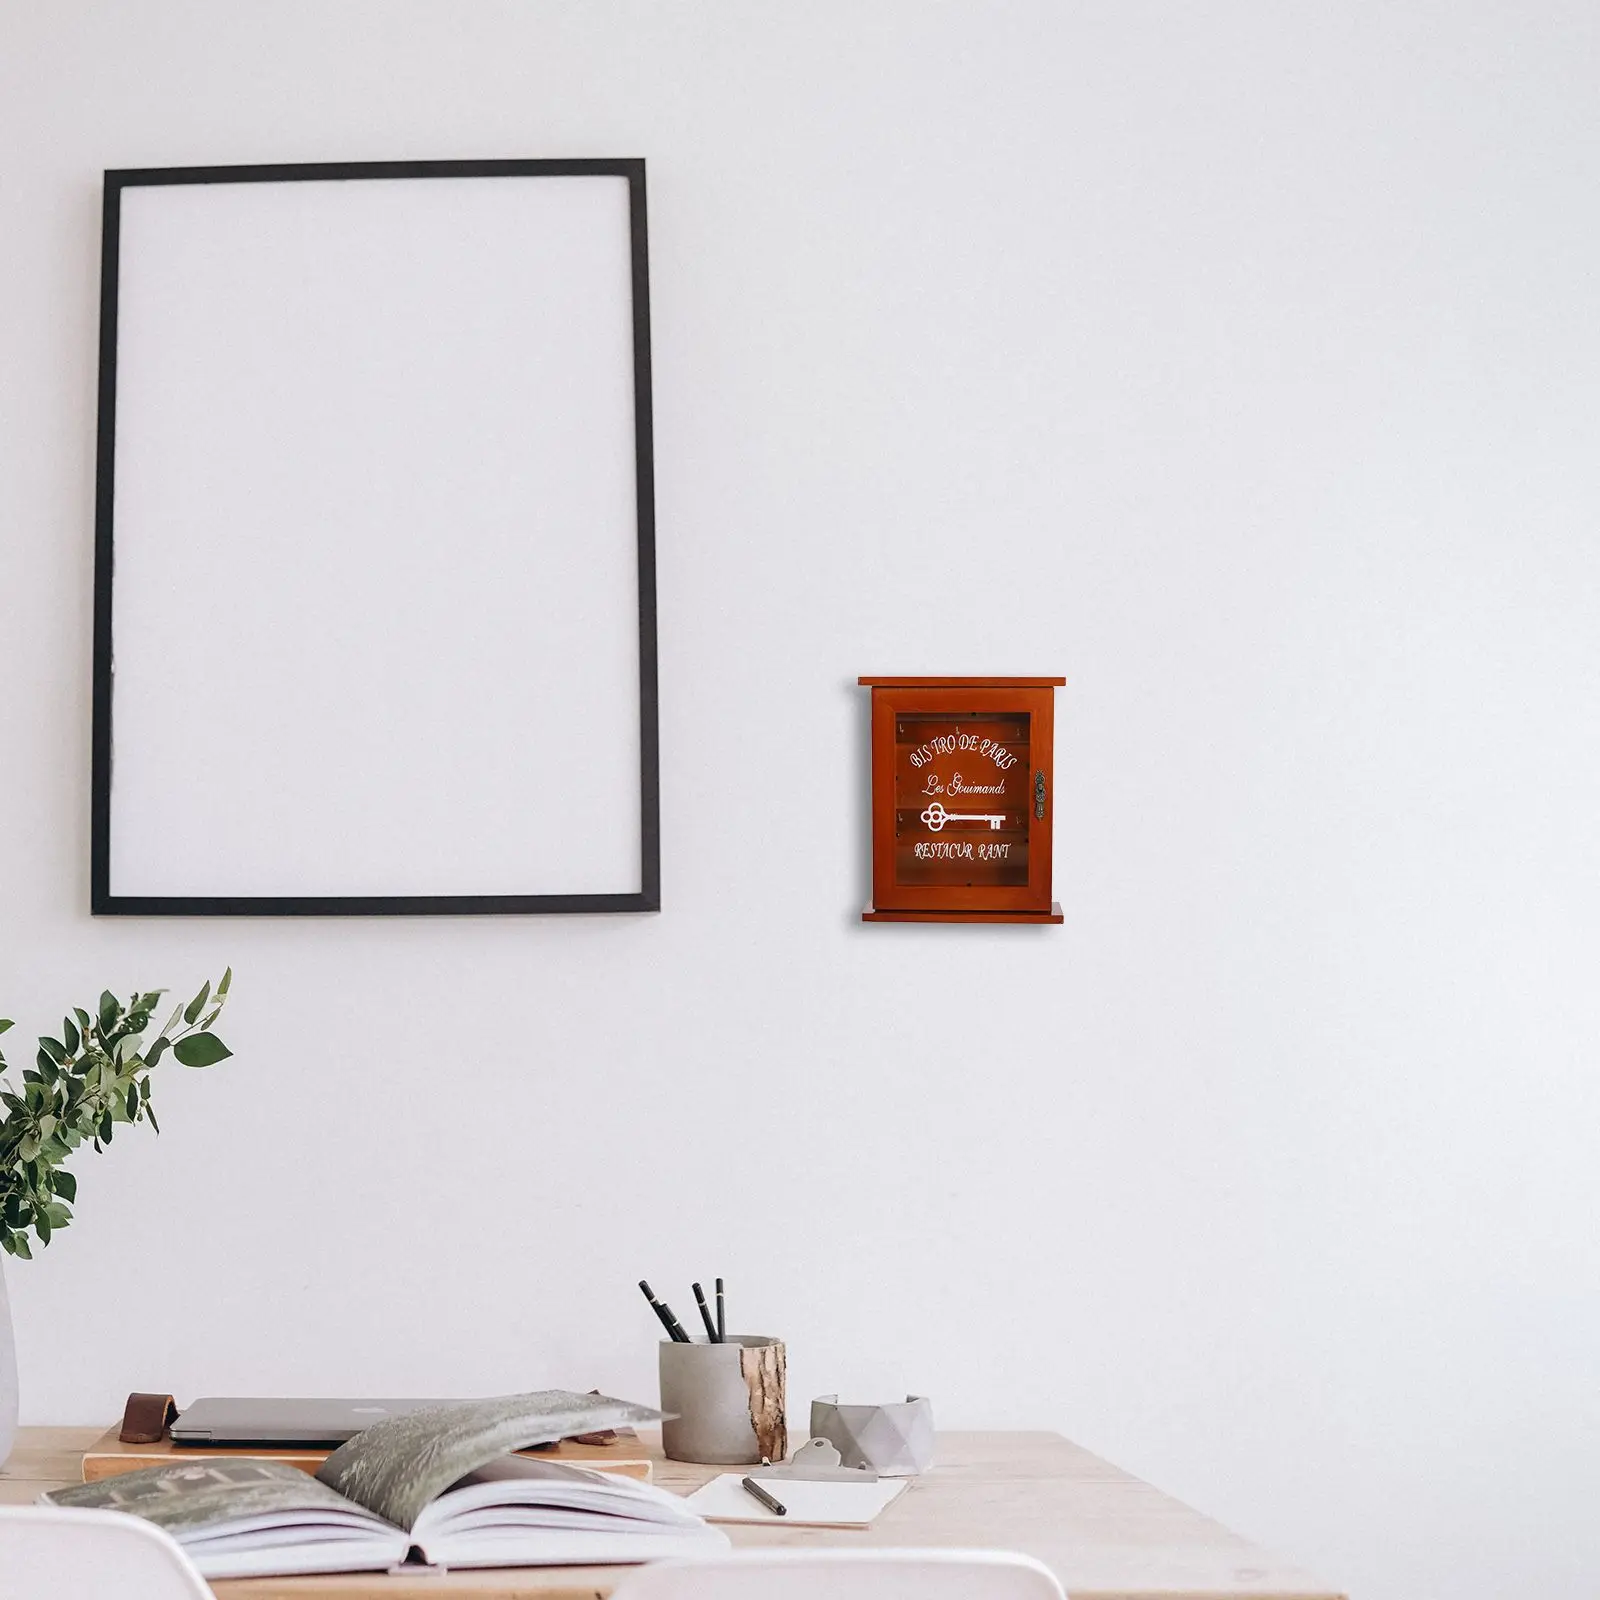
[741,1476,787,1517]
[715,1277,725,1342]
[638,1280,690,1342]
[692,1281,718,1342]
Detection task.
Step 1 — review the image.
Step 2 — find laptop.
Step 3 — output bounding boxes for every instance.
[170,1397,457,1446]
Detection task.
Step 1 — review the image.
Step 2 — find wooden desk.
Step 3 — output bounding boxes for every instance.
[1,1427,1344,1600]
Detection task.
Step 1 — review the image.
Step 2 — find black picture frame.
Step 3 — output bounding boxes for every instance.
[90,158,660,917]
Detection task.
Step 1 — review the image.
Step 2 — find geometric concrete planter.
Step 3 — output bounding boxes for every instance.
[809,1394,934,1476]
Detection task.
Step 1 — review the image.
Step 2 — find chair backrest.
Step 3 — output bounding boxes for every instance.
[0,1504,213,1600]
[608,1548,1067,1600]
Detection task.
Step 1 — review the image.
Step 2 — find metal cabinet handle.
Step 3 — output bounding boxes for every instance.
[1034,769,1047,820]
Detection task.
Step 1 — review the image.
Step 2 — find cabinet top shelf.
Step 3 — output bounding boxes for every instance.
[858,676,1066,687]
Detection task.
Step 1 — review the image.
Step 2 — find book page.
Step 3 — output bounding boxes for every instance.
[47,1458,391,1537]
[413,1460,727,1570]
[413,1457,709,1539]
[317,1390,661,1531]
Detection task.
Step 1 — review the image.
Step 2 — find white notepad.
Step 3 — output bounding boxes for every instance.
[683,1473,909,1528]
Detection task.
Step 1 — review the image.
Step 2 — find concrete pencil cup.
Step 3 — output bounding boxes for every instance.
[659,1336,787,1464]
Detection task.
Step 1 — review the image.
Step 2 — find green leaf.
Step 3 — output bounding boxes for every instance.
[145,1102,160,1135]
[11,1234,32,1260]
[35,1207,50,1244]
[98,991,120,1034]
[127,1082,140,1118]
[183,982,211,1026]
[38,1036,68,1067]
[217,967,232,999]
[61,1015,80,1055]
[18,1134,40,1163]
[98,1113,113,1143]
[73,1008,91,1032]
[53,1169,76,1203]
[145,1037,170,1067]
[34,1049,58,1083]
[114,1034,143,1064]
[0,1019,12,1035]
[173,1033,231,1067]
[158,999,185,1037]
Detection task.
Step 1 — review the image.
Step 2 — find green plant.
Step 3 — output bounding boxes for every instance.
[0,969,234,1258]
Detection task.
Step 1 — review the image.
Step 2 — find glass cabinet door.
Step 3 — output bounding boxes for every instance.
[870,686,1054,914]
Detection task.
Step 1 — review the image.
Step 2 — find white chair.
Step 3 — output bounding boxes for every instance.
[0,1503,212,1600]
[609,1548,1067,1599]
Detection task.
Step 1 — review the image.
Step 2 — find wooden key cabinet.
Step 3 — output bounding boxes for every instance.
[861,676,1064,924]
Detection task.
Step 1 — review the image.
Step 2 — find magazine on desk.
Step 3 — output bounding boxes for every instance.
[46,1390,728,1580]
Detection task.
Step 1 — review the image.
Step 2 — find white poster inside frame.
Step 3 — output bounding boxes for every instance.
[91,160,660,915]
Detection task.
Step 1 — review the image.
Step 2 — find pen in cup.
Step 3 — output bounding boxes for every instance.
[638,1279,690,1342]
[692,1282,719,1342]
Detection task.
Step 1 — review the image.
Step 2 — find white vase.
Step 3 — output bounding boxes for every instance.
[0,1257,16,1466]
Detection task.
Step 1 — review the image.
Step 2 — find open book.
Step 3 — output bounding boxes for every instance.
[47,1391,728,1580]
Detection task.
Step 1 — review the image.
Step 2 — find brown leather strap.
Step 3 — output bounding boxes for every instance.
[119,1392,179,1444]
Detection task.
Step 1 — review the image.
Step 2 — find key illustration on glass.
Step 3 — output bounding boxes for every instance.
[919,801,1007,832]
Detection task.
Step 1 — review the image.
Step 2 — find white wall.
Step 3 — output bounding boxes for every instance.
[2,5,1597,1598]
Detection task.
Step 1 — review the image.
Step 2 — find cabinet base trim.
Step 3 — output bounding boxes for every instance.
[861,903,1063,925]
